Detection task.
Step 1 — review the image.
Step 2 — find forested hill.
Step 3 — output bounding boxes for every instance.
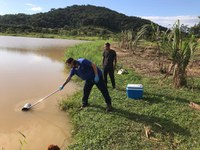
[0,5,157,33]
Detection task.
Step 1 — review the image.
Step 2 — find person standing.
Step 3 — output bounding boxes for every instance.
[59,57,112,112]
[102,42,117,89]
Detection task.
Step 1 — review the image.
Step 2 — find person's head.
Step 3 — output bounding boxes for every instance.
[47,144,60,150]
[104,42,110,50]
[65,57,78,68]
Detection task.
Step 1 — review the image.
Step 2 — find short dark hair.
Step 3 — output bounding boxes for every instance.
[105,42,110,47]
[47,144,60,150]
[66,57,74,64]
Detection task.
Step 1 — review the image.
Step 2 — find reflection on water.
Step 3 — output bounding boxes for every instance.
[1,47,65,62]
[0,36,84,149]
[0,36,85,62]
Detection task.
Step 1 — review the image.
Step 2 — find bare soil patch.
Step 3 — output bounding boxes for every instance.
[113,44,200,78]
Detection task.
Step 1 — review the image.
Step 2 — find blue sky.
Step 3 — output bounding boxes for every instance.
[0,0,199,27]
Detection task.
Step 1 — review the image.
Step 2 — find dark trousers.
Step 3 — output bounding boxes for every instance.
[103,67,115,88]
[82,76,112,106]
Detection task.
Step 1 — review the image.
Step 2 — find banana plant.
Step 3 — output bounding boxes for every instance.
[163,20,198,88]
[134,20,198,88]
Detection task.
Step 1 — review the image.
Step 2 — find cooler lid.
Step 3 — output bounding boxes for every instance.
[127,84,143,88]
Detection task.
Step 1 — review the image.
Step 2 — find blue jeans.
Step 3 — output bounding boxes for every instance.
[82,76,112,106]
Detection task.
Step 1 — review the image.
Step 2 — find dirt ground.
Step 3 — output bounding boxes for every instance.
[112,44,200,78]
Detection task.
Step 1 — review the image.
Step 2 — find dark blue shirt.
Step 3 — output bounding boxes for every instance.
[69,58,102,81]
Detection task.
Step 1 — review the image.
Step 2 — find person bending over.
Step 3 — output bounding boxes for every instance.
[59,57,112,112]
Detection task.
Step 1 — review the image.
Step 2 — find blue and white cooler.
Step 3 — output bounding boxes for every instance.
[126,84,143,99]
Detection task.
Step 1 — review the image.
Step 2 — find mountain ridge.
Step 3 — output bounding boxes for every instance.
[0,5,166,34]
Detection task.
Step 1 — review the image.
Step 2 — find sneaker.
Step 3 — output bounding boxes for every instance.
[106,105,113,112]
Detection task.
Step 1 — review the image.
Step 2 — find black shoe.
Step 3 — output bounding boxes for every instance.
[80,104,89,109]
[106,105,113,112]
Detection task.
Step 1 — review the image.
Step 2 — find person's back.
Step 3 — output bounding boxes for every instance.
[72,58,102,81]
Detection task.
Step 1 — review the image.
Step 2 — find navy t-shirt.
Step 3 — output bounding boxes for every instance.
[69,58,102,81]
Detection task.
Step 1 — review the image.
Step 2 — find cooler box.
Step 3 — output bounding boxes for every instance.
[126,84,143,99]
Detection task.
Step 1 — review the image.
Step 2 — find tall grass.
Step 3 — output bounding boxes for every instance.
[64,40,108,67]
[60,41,200,149]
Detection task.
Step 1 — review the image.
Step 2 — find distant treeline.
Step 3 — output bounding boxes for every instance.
[0,5,165,36]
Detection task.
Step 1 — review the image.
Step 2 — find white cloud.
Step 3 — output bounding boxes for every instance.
[25,3,42,12]
[29,55,42,64]
[141,16,199,28]
[30,6,42,11]
[25,3,34,7]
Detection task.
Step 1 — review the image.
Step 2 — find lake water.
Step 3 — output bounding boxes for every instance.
[0,36,85,149]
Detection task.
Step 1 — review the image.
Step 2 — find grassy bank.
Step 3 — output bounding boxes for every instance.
[64,40,107,66]
[60,41,200,149]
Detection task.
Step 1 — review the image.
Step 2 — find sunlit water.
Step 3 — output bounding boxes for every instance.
[0,36,85,149]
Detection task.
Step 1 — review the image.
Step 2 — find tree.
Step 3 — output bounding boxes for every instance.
[190,16,200,38]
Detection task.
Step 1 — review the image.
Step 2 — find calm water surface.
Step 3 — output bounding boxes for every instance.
[0,36,84,149]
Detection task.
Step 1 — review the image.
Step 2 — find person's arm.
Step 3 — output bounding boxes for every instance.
[59,70,74,90]
[92,63,100,83]
[102,56,104,68]
[63,75,72,87]
[59,75,72,90]
[114,51,117,69]
[92,63,98,76]
[102,52,105,68]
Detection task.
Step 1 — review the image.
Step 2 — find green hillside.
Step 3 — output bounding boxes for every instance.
[0,5,165,35]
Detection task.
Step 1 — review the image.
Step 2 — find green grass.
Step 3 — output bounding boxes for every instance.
[64,40,111,67]
[60,41,200,150]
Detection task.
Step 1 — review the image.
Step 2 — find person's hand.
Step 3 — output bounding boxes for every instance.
[59,85,64,90]
[94,75,99,83]
[101,69,104,74]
